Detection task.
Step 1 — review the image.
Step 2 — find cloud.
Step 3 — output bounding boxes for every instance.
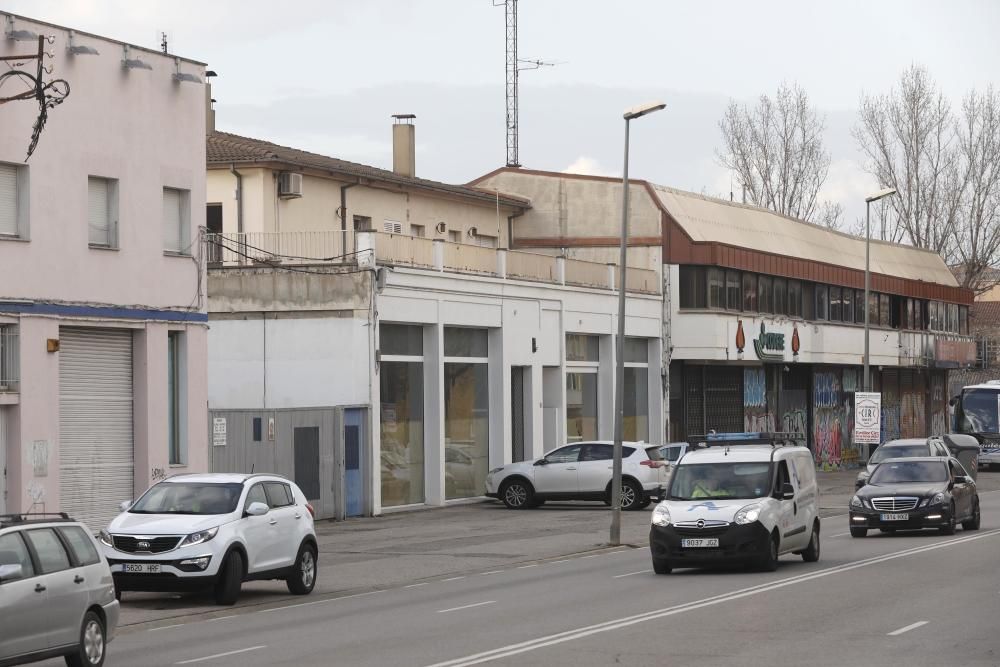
[562,156,614,177]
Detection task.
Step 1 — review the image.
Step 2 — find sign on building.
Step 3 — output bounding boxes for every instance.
[213,417,227,447]
[854,392,882,445]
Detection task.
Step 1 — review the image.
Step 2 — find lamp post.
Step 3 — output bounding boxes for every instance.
[611,101,665,547]
[862,187,897,394]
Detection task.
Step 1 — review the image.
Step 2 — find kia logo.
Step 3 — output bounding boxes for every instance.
[137,541,150,550]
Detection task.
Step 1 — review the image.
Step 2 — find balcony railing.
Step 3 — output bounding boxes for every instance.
[0,325,18,393]
[206,231,354,266]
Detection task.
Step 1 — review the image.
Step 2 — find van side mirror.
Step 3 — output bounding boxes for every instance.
[780,482,795,500]
[0,564,24,583]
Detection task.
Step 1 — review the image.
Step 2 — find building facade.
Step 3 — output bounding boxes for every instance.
[0,14,208,527]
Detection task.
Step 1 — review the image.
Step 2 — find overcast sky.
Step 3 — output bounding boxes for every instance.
[7,0,1000,226]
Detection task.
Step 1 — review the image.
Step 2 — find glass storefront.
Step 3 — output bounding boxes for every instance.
[380,324,425,507]
[566,333,600,442]
[444,328,489,500]
[623,338,649,441]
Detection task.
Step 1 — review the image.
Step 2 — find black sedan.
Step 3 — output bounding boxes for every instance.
[849,457,981,537]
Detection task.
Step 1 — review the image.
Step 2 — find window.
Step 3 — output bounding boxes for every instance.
[448,230,461,243]
[410,224,425,238]
[855,290,865,325]
[88,176,118,248]
[168,331,184,465]
[787,281,802,318]
[252,417,262,442]
[624,338,647,363]
[380,323,425,507]
[0,532,34,582]
[915,300,924,330]
[742,273,758,312]
[868,292,879,326]
[163,187,191,254]
[444,327,488,357]
[880,294,890,327]
[58,526,100,566]
[815,285,829,321]
[353,215,372,231]
[830,286,842,322]
[545,444,582,464]
[566,372,598,442]
[773,278,787,316]
[566,334,599,362]
[842,289,854,324]
[960,305,969,335]
[0,162,26,239]
[758,276,773,314]
[726,271,741,310]
[624,338,649,441]
[680,266,707,309]
[949,303,960,333]
[663,445,683,462]
[802,283,815,320]
[475,234,498,249]
[264,482,294,508]
[381,323,424,356]
[383,220,403,234]
[707,268,725,309]
[23,529,70,574]
[245,483,267,509]
[580,443,614,461]
[444,361,489,500]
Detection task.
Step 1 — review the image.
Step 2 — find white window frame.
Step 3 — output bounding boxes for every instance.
[88,176,119,249]
[163,187,191,255]
[167,330,188,465]
[0,162,29,240]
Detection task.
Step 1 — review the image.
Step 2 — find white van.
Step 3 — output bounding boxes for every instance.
[649,437,819,574]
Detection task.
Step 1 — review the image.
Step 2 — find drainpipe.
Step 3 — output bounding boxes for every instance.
[230,164,244,234]
[340,182,358,257]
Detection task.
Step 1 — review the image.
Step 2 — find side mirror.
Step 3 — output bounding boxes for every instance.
[855,479,865,490]
[119,500,133,512]
[534,459,548,466]
[0,564,24,583]
[780,482,795,500]
[955,475,971,485]
[246,501,269,517]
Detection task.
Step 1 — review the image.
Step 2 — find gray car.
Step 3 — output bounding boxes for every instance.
[0,513,119,667]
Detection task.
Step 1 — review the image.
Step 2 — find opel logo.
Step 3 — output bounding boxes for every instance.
[137,541,151,550]
[696,519,705,529]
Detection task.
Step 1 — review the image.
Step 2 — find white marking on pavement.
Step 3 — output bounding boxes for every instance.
[257,589,385,614]
[175,645,266,664]
[549,560,570,564]
[517,564,538,569]
[888,621,928,636]
[424,528,1000,667]
[831,532,852,538]
[442,576,465,582]
[437,601,496,614]
[148,624,184,632]
[207,615,238,622]
[613,570,652,578]
[405,583,430,588]
[481,570,504,575]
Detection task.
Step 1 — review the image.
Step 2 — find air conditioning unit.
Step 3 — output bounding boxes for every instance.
[278,172,303,199]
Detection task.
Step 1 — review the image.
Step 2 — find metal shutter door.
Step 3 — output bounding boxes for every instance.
[0,164,17,236]
[59,328,134,531]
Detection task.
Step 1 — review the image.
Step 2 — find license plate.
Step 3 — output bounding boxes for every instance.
[681,538,719,548]
[880,513,908,521]
[123,563,160,574]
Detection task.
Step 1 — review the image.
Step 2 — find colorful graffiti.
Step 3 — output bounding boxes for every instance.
[743,368,774,432]
[812,370,861,468]
[781,407,808,437]
[931,374,947,436]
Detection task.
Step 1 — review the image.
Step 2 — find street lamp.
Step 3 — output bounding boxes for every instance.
[862,187,897,393]
[611,101,665,546]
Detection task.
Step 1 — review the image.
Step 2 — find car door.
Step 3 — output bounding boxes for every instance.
[773,460,807,551]
[264,482,300,569]
[532,444,583,494]
[0,531,50,658]
[949,459,972,518]
[58,525,113,610]
[22,527,87,649]
[242,483,280,572]
[577,443,615,492]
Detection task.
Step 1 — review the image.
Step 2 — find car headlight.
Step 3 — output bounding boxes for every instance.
[489,467,505,474]
[651,504,672,527]
[850,495,865,509]
[929,492,945,506]
[734,503,762,525]
[178,527,219,548]
[99,530,114,547]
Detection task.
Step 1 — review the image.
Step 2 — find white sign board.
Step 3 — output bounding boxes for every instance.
[213,417,227,447]
[854,392,882,445]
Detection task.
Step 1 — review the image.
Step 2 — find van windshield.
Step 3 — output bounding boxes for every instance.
[668,462,772,500]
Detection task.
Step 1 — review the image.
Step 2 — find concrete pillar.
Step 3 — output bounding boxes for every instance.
[356,230,376,269]
[433,239,444,272]
[607,263,616,290]
[497,249,507,279]
[557,256,566,285]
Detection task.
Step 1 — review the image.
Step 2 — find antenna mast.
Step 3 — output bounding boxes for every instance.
[504,0,519,167]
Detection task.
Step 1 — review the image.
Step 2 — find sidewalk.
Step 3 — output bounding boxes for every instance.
[118,469,896,629]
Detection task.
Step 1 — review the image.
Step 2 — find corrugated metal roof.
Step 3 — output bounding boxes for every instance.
[651,185,959,287]
[207,131,530,209]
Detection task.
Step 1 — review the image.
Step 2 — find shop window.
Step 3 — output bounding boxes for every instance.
[444,361,489,500]
[726,271,741,310]
[624,338,648,363]
[787,280,802,318]
[679,266,706,309]
[381,323,424,356]
[444,327,488,358]
[758,276,773,314]
[802,283,815,320]
[842,289,854,324]
[566,372,598,441]
[742,272,758,312]
[816,285,829,321]
[380,360,425,507]
[623,367,649,441]
[829,286,842,322]
[855,290,866,325]
[773,278,787,316]
[708,268,725,309]
[566,334,600,362]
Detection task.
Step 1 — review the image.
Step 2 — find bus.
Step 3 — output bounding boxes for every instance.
[951,380,1000,470]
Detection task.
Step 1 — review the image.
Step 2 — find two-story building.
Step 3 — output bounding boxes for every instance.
[0,14,208,527]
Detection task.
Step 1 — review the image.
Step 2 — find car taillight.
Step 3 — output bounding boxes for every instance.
[640,460,659,467]
[306,503,315,518]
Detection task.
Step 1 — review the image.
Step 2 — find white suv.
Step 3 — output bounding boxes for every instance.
[100,473,318,606]
[485,441,666,510]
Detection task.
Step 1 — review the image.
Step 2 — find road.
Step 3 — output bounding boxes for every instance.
[42,488,1000,666]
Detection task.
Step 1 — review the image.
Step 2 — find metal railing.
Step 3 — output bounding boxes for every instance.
[0,325,18,392]
[206,231,354,266]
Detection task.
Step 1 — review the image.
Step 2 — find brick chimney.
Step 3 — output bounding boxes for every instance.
[392,114,416,177]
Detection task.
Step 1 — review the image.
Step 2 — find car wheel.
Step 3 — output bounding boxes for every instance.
[214,551,244,606]
[757,533,780,572]
[652,557,672,575]
[620,479,644,511]
[849,527,867,538]
[801,523,820,563]
[286,543,317,595]
[962,497,981,531]
[64,610,105,667]
[939,503,957,535]
[500,479,533,509]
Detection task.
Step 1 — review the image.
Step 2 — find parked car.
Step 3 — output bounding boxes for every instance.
[855,438,951,489]
[100,473,318,606]
[649,432,819,574]
[485,441,664,510]
[0,512,119,667]
[849,457,980,537]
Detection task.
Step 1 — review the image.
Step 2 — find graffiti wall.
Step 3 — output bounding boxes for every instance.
[900,371,926,438]
[743,367,775,432]
[930,372,947,436]
[880,370,901,443]
[812,369,860,469]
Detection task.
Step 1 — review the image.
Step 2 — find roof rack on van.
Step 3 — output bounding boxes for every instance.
[0,512,72,527]
[686,432,806,448]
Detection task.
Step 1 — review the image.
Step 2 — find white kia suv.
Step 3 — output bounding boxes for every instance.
[485,441,666,510]
[100,473,318,606]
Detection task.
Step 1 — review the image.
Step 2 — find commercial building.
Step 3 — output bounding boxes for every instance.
[0,14,208,526]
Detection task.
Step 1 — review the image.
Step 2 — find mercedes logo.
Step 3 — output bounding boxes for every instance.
[696,519,705,529]
[137,541,151,550]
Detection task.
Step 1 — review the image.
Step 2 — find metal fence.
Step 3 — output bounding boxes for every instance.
[0,325,18,392]
[206,231,354,266]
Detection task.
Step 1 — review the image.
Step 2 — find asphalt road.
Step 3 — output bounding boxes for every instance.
[42,488,1000,667]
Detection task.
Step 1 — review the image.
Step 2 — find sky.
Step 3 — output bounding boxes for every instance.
[5,0,1000,227]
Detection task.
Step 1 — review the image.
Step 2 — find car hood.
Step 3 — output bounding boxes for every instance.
[495,461,538,476]
[107,512,231,535]
[658,499,757,523]
[857,483,946,499]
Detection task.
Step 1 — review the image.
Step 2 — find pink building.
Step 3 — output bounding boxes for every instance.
[0,13,208,530]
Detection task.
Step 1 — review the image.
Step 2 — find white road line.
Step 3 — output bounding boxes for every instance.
[405,583,430,589]
[148,624,184,632]
[888,621,928,636]
[613,570,652,579]
[257,589,384,614]
[442,576,466,582]
[517,564,538,569]
[831,532,852,538]
[424,528,1000,667]
[175,645,266,665]
[206,615,238,623]
[549,560,570,564]
[481,570,504,575]
[437,601,496,614]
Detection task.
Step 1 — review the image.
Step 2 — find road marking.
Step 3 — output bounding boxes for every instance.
[257,589,385,614]
[442,576,466,582]
[888,621,928,636]
[176,645,266,665]
[831,532,852,538]
[613,570,652,578]
[517,564,538,569]
[481,570,504,575]
[438,600,496,614]
[549,560,570,564]
[207,615,238,622]
[148,624,184,632]
[405,583,430,589]
[424,528,1000,667]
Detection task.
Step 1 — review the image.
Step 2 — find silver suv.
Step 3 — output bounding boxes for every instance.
[0,513,119,667]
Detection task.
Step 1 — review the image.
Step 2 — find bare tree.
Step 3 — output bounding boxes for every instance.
[855,66,1000,292]
[717,83,841,228]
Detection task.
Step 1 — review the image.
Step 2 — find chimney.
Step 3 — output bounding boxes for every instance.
[392,114,416,177]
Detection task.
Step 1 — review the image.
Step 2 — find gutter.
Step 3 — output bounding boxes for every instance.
[230,164,244,234]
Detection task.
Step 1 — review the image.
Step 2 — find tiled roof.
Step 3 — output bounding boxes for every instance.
[971,301,1000,331]
[207,131,530,209]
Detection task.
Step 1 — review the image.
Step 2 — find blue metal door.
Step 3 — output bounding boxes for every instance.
[344,409,365,517]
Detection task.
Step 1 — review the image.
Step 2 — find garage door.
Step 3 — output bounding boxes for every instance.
[59,328,133,532]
